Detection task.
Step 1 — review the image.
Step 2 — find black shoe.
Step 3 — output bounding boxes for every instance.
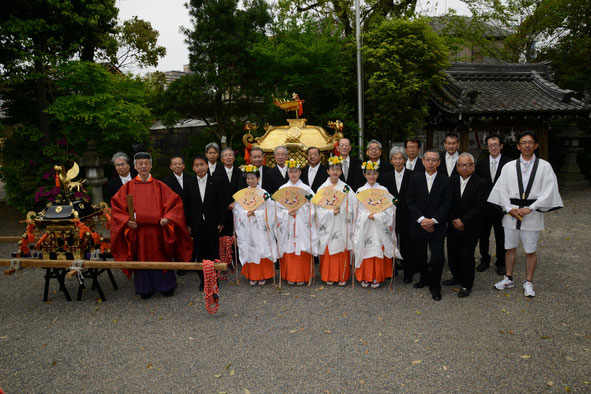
[458,287,471,298]
[442,278,458,286]
[403,277,413,284]
[432,293,442,301]
[140,292,153,299]
[480,255,491,264]
[476,262,490,272]
[413,281,427,289]
[496,265,506,276]
[177,270,186,276]
[161,289,175,297]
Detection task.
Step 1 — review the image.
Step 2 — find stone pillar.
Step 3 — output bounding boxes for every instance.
[79,140,108,204]
[558,123,589,190]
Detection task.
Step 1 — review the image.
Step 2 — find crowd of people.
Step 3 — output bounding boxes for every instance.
[107,131,563,302]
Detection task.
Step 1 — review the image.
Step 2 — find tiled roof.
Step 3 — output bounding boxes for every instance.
[430,62,591,116]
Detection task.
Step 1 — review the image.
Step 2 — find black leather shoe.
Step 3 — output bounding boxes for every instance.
[161,289,175,297]
[413,281,427,289]
[496,265,506,276]
[432,293,442,301]
[458,287,471,298]
[476,262,490,272]
[442,278,458,286]
[403,277,413,284]
[140,292,153,299]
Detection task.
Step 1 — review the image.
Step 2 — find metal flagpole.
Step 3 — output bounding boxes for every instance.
[356,0,364,157]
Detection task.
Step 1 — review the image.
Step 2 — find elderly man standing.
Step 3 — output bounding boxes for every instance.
[407,150,452,301]
[161,156,191,211]
[106,152,136,203]
[442,153,488,298]
[489,131,562,297]
[110,152,193,299]
[249,147,273,191]
[268,145,289,194]
[380,146,414,281]
[337,137,363,191]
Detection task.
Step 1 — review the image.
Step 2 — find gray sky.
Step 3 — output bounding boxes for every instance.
[116,0,470,75]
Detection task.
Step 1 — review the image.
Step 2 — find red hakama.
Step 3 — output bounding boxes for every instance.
[241,258,275,281]
[280,252,313,283]
[355,257,392,283]
[320,248,350,283]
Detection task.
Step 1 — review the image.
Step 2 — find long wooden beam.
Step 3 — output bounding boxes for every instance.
[0,258,227,275]
[0,236,24,243]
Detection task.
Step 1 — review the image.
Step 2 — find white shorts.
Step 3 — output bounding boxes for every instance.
[504,228,540,253]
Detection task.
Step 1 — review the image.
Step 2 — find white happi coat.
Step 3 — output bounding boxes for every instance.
[315,179,356,255]
[275,180,318,257]
[233,187,278,265]
[488,155,563,231]
[352,182,395,268]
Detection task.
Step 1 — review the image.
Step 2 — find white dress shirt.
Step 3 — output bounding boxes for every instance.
[489,154,501,182]
[208,162,217,174]
[278,165,287,178]
[224,166,234,183]
[445,151,459,176]
[257,166,263,188]
[197,174,207,203]
[406,157,418,170]
[342,156,350,179]
[395,168,405,193]
[418,172,439,224]
[307,163,320,186]
[119,173,132,185]
[460,175,471,197]
[174,173,184,189]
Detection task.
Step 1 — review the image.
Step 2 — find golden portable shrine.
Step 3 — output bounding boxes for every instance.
[243,94,345,166]
[6,162,116,301]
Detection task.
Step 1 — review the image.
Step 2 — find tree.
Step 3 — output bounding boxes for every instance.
[110,16,167,70]
[363,18,449,144]
[160,0,272,145]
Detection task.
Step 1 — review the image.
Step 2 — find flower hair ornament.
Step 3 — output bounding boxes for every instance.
[240,164,260,175]
[328,156,344,166]
[285,159,302,169]
[361,161,379,171]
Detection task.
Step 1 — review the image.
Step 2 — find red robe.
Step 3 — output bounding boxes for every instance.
[110,175,193,294]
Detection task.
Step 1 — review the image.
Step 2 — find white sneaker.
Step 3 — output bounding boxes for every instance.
[523,281,535,297]
[494,276,515,290]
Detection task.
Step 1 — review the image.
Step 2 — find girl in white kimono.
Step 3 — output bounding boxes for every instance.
[233,166,278,286]
[353,161,395,288]
[275,159,317,285]
[315,156,355,286]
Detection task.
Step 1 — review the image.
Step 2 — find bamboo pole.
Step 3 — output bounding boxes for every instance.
[1,258,227,276]
[0,236,25,243]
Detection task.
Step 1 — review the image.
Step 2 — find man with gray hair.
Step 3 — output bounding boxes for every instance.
[205,142,220,175]
[268,145,289,194]
[442,152,488,297]
[366,139,393,178]
[106,151,135,203]
[380,145,414,281]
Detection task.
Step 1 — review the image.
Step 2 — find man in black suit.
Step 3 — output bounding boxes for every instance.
[249,147,273,192]
[407,149,452,301]
[442,153,488,297]
[185,155,225,290]
[366,140,393,182]
[267,145,289,194]
[404,137,425,173]
[105,152,136,203]
[438,132,461,178]
[380,146,413,281]
[475,134,510,275]
[301,147,328,192]
[212,147,244,237]
[161,156,191,211]
[337,137,363,191]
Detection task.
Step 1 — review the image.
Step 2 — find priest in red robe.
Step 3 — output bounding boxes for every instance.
[111,152,193,299]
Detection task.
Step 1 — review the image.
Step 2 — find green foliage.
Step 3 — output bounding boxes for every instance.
[0,62,152,213]
[363,18,449,144]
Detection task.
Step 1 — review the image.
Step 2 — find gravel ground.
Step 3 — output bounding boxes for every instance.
[1,188,590,393]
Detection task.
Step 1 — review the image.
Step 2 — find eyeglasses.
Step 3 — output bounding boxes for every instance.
[423,158,439,163]
[519,140,536,146]
[487,143,500,148]
[457,163,474,168]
